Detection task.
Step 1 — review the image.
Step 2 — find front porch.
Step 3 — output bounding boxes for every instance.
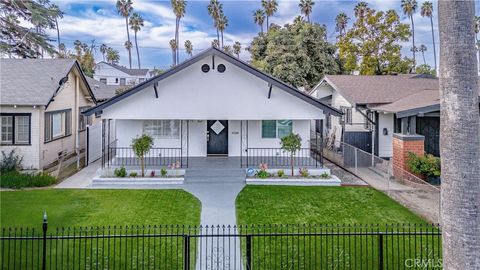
[100,119,323,170]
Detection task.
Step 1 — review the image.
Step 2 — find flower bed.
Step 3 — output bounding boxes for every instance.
[93,168,186,186]
[245,165,341,186]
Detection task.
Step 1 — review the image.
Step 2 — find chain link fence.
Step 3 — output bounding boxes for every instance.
[323,140,441,224]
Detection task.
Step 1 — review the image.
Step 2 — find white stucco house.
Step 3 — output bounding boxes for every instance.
[93,62,151,87]
[84,47,341,169]
[0,59,98,170]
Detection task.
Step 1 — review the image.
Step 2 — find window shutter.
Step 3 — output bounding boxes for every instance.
[65,110,72,135]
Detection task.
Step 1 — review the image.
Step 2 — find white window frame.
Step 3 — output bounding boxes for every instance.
[143,120,180,139]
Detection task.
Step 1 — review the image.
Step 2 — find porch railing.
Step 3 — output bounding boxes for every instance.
[103,143,187,168]
[244,148,320,168]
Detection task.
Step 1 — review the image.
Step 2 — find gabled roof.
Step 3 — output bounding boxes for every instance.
[84,47,342,116]
[97,62,149,76]
[85,76,121,101]
[0,58,96,106]
[320,74,439,105]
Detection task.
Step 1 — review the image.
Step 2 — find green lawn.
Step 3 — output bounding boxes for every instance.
[236,186,427,225]
[0,189,201,228]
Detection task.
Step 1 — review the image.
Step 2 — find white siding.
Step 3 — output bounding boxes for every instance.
[101,57,326,120]
[378,113,394,158]
[94,62,149,86]
[0,106,41,169]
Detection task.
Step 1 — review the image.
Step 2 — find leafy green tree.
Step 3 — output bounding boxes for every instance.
[116,0,133,69]
[337,6,413,75]
[401,0,417,66]
[253,9,265,33]
[129,12,144,68]
[420,1,436,72]
[280,133,302,176]
[0,0,61,58]
[72,41,96,77]
[248,19,338,90]
[415,64,435,76]
[131,134,154,177]
[298,0,314,22]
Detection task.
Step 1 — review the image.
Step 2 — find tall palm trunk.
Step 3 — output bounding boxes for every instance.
[422,51,426,65]
[266,16,269,31]
[221,31,224,48]
[176,19,179,65]
[261,24,264,34]
[172,49,176,66]
[55,18,60,50]
[134,31,140,68]
[438,1,480,269]
[216,28,220,45]
[430,16,437,73]
[125,17,132,69]
[410,15,416,66]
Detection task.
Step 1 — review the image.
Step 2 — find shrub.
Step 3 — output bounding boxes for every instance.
[129,171,138,177]
[114,167,127,177]
[131,134,154,177]
[0,171,57,189]
[406,152,441,177]
[320,172,330,179]
[256,170,270,179]
[0,150,23,173]
[160,168,168,177]
[280,133,302,176]
[277,169,285,178]
[299,167,309,177]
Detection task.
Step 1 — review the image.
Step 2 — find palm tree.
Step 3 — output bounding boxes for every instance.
[207,0,223,44]
[116,0,133,69]
[438,1,480,268]
[172,0,186,65]
[298,0,314,23]
[217,13,228,47]
[233,41,241,58]
[421,1,437,73]
[184,40,193,58]
[169,39,177,66]
[419,44,427,65]
[129,12,144,69]
[335,12,349,37]
[211,39,219,48]
[354,1,369,19]
[73,40,82,56]
[100,44,108,62]
[222,45,232,55]
[253,9,266,34]
[401,0,418,67]
[106,47,120,64]
[262,0,278,31]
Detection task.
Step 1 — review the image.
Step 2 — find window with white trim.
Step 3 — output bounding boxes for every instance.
[143,120,180,139]
[340,106,352,125]
[261,120,293,139]
[79,106,91,131]
[45,110,71,142]
[1,114,31,145]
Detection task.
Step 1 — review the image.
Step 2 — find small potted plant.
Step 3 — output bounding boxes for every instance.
[169,161,181,177]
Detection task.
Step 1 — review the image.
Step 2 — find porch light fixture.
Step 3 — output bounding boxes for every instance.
[217,64,226,73]
[201,64,210,73]
[383,128,388,135]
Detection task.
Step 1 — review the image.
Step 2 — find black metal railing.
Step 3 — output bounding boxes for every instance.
[1,221,442,270]
[244,148,320,168]
[103,146,187,169]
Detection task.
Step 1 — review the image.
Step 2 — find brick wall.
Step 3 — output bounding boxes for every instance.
[392,133,425,180]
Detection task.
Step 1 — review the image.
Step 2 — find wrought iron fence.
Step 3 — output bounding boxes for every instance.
[102,140,187,169]
[1,220,442,270]
[244,148,321,168]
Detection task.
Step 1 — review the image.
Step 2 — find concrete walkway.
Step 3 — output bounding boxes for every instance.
[55,160,101,188]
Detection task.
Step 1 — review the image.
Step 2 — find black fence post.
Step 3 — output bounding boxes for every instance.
[183,235,190,270]
[246,235,252,270]
[42,211,48,270]
[378,233,384,270]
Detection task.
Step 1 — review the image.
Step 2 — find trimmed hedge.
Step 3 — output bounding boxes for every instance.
[0,171,57,189]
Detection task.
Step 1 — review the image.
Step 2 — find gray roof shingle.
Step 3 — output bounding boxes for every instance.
[85,76,120,101]
[0,58,77,105]
[98,62,149,76]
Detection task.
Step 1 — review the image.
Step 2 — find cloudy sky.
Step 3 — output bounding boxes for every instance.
[49,0,479,70]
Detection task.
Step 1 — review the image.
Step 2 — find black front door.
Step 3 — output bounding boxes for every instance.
[207,120,228,155]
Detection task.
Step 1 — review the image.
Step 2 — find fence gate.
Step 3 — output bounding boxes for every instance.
[86,123,102,165]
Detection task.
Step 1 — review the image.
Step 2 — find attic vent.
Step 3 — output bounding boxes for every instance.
[201,64,210,73]
[217,64,226,73]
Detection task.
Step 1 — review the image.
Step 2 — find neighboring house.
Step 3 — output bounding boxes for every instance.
[310,74,479,158]
[85,76,119,102]
[0,59,97,170]
[84,47,341,168]
[93,62,151,87]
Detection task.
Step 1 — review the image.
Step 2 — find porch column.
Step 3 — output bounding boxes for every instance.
[392,133,425,180]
